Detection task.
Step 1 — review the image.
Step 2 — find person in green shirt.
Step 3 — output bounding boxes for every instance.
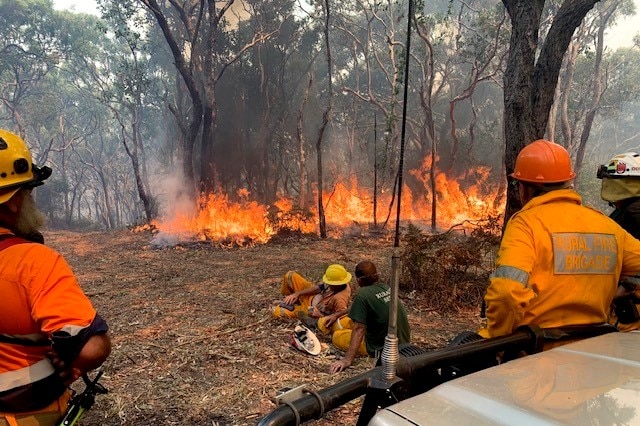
[330,260,410,374]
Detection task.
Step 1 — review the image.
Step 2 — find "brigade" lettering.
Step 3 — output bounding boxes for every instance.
[564,255,611,271]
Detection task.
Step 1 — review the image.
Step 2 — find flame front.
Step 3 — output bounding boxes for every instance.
[152,161,505,244]
[153,189,271,244]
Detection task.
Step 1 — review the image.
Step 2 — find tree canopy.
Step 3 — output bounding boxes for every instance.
[0,0,638,233]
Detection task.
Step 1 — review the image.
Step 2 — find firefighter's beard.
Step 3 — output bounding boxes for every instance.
[15,192,46,236]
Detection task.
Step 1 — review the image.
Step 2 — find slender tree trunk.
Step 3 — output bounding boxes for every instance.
[98,172,114,229]
[575,3,617,182]
[315,0,334,239]
[373,113,378,228]
[415,15,438,231]
[141,0,204,198]
[128,105,154,222]
[559,41,579,148]
[297,75,313,209]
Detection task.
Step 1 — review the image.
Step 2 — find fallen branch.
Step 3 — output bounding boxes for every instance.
[175,317,271,347]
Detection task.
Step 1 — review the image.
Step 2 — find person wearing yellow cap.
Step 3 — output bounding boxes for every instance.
[0,129,111,425]
[273,264,353,335]
[478,140,640,345]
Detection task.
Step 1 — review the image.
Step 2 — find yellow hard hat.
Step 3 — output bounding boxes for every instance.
[0,129,51,204]
[322,264,352,286]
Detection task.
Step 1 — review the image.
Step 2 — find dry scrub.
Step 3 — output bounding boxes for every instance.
[47,229,482,425]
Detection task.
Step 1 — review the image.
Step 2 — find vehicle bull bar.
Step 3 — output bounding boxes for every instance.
[258,325,544,426]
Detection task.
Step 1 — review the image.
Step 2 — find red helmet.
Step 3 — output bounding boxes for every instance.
[511,139,575,184]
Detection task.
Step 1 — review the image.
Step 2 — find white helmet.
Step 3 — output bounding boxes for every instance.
[597,152,640,179]
[289,325,321,355]
[599,152,640,202]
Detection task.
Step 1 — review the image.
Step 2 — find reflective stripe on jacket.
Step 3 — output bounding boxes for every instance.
[484,189,640,337]
[0,229,97,393]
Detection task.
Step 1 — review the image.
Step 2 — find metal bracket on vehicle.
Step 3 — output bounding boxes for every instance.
[272,385,308,406]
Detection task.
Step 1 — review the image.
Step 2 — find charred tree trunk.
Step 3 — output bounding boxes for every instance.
[257,43,272,204]
[501,0,600,223]
[502,0,542,221]
[200,0,223,194]
[141,0,205,200]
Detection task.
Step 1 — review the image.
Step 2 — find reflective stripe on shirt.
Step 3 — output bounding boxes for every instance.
[552,233,618,275]
[0,359,54,392]
[491,266,530,287]
[59,324,87,337]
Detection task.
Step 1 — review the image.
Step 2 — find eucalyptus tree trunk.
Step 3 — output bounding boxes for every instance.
[315,0,334,239]
[574,2,619,182]
[297,75,313,209]
[140,0,205,199]
[501,0,600,223]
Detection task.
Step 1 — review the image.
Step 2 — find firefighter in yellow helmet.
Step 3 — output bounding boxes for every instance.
[273,264,353,334]
[479,140,640,344]
[597,152,640,332]
[0,129,51,243]
[0,129,111,425]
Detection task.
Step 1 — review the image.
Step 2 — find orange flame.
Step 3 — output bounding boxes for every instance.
[152,161,505,244]
[153,189,271,244]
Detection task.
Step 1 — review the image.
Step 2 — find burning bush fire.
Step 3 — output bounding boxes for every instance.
[149,164,505,246]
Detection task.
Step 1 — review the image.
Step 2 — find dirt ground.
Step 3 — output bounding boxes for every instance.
[47,229,480,426]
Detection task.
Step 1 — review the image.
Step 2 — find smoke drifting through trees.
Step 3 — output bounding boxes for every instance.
[1,0,639,233]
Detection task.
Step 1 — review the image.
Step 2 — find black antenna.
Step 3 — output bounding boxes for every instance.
[373,113,378,228]
[357,4,415,423]
[381,0,414,382]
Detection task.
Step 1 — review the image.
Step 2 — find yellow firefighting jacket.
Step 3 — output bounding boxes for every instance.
[482,189,640,338]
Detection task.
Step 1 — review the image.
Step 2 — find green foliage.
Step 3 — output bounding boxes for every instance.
[401,217,501,312]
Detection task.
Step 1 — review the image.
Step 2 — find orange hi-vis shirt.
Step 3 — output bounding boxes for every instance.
[483,189,640,338]
[312,283,351,316]
[0,229,97,392]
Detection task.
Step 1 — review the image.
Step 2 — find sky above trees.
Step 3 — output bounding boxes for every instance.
[52,0,639,47]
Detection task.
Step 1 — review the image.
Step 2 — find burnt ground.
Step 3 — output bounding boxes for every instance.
[47,229,480,426]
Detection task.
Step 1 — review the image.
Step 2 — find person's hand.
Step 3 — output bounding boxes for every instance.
[46,351,80,386]
[283,293,299,305]
[308,305,321,318]
[323,314,337,328]
[330,358,351,374]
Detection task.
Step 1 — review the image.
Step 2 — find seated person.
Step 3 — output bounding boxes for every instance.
[273,264,352,333]
[480,141,640,346]
[330,260,411,373]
